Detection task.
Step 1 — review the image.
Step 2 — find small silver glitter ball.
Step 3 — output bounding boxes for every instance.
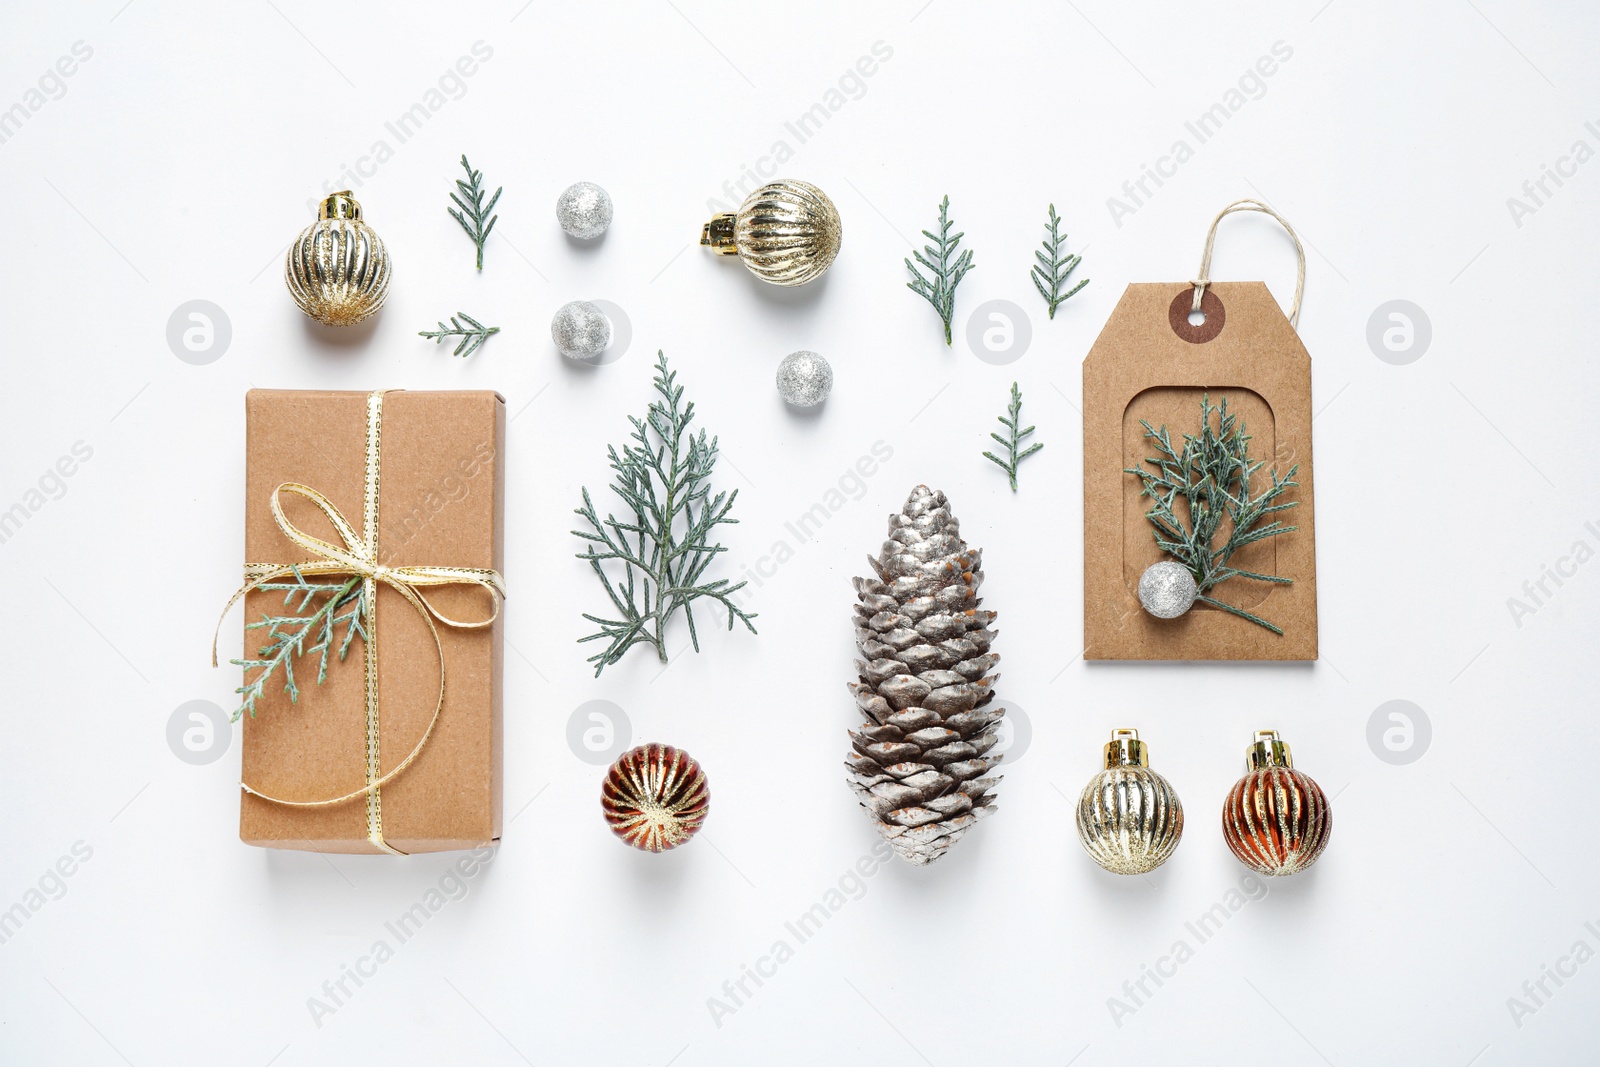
[556,181,613,240]
[551,300,613,360]
[1138,560,1198,619]
[775,350,833,407]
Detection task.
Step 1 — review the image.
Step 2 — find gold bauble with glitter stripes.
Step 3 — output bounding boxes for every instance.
[285,191,392,327]
[701,179,841,286]
[1075,729,1185,876]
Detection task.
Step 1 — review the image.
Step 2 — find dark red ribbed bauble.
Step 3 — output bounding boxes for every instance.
[1222,765,1331,876]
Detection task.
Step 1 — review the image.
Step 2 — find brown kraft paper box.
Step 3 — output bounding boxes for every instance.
[1082,281,1317,661]
[239,389,505,853]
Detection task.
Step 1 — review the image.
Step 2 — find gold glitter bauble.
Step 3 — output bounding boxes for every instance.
[1075,729,1184,876]
[601,743,710,852]
[701,179,841,286]
[1223,730,1331,876]
[285,191,392,327]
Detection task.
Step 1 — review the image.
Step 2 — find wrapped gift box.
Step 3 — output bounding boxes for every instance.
[237,389,504,854]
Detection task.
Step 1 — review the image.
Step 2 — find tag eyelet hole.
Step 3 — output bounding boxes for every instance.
[1169,288,1226,344]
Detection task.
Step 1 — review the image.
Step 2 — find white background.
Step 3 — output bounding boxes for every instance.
[2,1,1598,1064]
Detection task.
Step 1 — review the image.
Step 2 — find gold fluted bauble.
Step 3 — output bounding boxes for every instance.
[701,179,841,286]
[1075,728,1184,875]
[285,191,392,327]
[1223,730,1332,876]
[601,743,710,853]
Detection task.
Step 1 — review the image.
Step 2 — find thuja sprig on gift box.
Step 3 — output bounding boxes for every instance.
[230,569,368,721]
[1125,394,1298,633]
[573,351,757,676]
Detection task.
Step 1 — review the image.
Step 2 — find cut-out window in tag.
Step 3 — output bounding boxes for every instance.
[1083,200,1317,661]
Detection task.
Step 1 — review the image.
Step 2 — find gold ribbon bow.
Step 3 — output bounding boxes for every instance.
[214,391,504,855]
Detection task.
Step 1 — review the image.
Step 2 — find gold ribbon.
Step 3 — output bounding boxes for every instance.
[214,391,504,855]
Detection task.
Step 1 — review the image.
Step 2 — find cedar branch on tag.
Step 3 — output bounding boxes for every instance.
[1125,394,1298,633]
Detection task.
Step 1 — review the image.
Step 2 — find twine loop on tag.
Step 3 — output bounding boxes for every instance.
[1191,198,1306,329]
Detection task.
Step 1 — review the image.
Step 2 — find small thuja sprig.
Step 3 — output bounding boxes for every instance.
[230,569,369,721]
[419,311,500,358]
[1030,204,1088,318]
[573,351,758,676]
[905,194,975,345]
[1125,394,1299,634]
[448,154,501,270]
[983,382,1043,491]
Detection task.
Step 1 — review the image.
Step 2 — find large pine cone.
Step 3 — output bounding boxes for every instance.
[847,486,1002,865]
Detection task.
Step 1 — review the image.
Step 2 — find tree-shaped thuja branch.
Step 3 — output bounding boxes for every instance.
[905,195,975,345]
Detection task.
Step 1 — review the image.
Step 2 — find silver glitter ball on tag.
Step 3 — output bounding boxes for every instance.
[775,350,833,407]
[551,300,613,360]
[556,181,613,239]
[1138,560,1198,619]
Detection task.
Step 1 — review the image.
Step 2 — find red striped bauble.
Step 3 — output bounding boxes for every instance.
[601,743,710,852]
[1222,766,1331,876]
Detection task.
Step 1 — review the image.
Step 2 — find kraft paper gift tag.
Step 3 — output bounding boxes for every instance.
[1083,200,1317,661]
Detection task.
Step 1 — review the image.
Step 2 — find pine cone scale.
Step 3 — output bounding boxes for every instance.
[880,676,932,708]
